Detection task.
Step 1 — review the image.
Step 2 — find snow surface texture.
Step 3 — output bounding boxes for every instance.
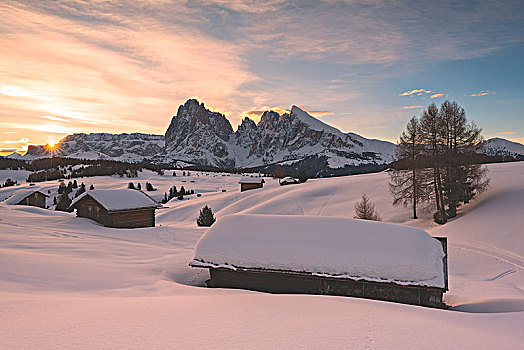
[70,189,158,211]
[0,162,523,349]
[192,214,445,288]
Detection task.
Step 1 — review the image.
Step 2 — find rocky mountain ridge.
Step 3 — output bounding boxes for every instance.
[6,99,523,176]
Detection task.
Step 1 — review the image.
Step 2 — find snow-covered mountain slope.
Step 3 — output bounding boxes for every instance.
[0,162,523,348]
[481,137,524,158]
[24,133,164,162]
[162,99,397,170]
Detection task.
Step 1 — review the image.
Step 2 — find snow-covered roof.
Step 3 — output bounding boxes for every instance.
[239,177,265,184]
[70,189,159,212]
[280,176,299,184]
[3,189,48,205]
[191,214,446,288]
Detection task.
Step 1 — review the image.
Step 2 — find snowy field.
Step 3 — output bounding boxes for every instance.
[1,162,523,349]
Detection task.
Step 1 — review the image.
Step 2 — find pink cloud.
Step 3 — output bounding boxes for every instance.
[430,93,444,98]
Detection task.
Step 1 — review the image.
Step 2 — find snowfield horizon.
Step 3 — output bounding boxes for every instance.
[1,161,523,349]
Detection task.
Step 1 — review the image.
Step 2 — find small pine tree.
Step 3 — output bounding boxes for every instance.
[128,182,135,189]
[197,205,216,227]
[89,184,94,190]
[72,180,78,188]
[55,193,72,212]
[177,194,184,200]
[172,171,176,176]
[354,193,382,221]
[137,183,142,190]
[53,197,57,205]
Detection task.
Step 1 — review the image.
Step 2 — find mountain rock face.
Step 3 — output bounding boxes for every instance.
[480,138,524,159]
[164,99,235,168]
[162,99,397,174]
[24,133,164,162]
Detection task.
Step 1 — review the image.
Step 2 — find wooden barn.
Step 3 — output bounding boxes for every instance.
[69,189,159,228]
[239,177,265,192]
[4,189,48,208]
[190,214,448,308]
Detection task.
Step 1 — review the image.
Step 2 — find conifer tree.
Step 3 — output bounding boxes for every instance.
[354,193,382,221]
[55,193,72,212]
[197,205,216,227]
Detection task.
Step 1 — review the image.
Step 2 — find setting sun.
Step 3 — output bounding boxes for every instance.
[48,139,55,147]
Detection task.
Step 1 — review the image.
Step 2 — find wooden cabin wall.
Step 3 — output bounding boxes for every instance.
[109,209,155,228]
[207,268,446,308]
[240,183,262,192]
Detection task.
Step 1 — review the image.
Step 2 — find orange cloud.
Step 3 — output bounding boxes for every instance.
[469,90,495,97]
[402,105,423,109]
[430,93,444,98]
[498,131,516,135]
[399,89,432,96]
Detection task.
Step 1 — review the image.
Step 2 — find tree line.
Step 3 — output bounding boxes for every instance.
[389,100,490,224]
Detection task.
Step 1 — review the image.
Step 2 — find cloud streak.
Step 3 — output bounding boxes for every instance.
[468,90,495,97]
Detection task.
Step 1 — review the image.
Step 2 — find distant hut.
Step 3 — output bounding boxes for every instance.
[190,214,448,308]
[69,189,159,228]
[279,176,299,186]
[4,189,48,208]
[239,177,265,192]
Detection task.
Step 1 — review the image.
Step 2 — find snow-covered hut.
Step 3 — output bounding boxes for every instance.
[190,214,448,308]
[4,189,48,208]
[239,177,265,192]
[279,176,299,186]
[69,189,159,228]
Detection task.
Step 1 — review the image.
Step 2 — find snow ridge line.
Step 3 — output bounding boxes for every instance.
[450,242,524,270]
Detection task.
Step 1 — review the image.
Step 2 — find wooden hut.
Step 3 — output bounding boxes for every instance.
[69,189,159,228]
[190,214,448,308]
[4,189,48,208]
[239,177,265,192]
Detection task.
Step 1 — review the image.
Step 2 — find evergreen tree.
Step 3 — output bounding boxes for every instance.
[89,184,94,190]
[197,205,216,227]
[137,183,142,190]
[72,180,78,188]
[172,171,176,176]
[128,182,135,189]
[354,193,382,221]
[55,193,72,212]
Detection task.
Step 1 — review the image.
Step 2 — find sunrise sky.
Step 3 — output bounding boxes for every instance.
[1,0,523,155]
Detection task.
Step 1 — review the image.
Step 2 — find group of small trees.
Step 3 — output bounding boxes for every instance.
[0,178,17,188]
[389,100,489,224]
[161,186,194,203]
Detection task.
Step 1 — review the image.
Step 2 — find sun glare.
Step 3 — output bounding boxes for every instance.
[48,139,56,147]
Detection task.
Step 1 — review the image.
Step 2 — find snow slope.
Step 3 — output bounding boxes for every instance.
[0,162,523,348]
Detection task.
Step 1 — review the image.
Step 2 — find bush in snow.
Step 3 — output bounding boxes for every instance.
[354,193,382,221]
[128,182,136,190]
[145,182,156,191]
[197,205,216,227]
